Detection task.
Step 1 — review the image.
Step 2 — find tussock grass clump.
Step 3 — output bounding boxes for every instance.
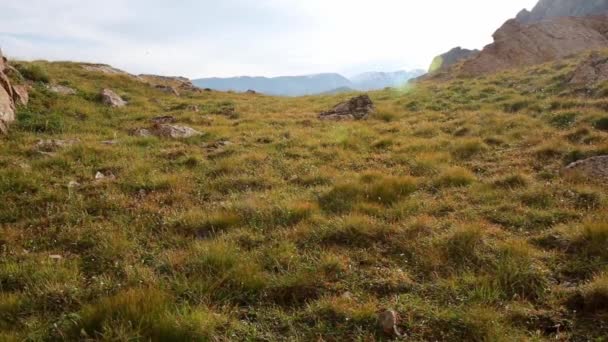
[443,225,488,270]
[318,215,395,248]
[451,138,488,159]
[579,273,608,313]
[492,174,529,189]
[319,175,417,212]
[593,117,608,131]
[491,241,548,301]
[14,63,50,83]
[434,167,476,188]
[569,221,608,260]
[548,112,578,129]
[172,210,241,238]
[76,288,229,340]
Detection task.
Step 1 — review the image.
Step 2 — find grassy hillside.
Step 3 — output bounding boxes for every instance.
[1,51,607,341]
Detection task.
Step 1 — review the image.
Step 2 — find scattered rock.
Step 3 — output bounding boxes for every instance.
[150,115,176,124]
[100,89,127,107]
[204,139,232,151]
[153,124,202,139]
[319,94,375,121]
[155,85,180,96]
[563,155,608,181]
[83,64,132,76]
[36,139,79,152]
[187,105,200,112]
[378,309,403,337]
[95,171,116,182]
[101,140,119,145]
[67,181,81,189]
[49,254,63,261]
[131,128,152,137]
[12,85,29,105]
[47,84,77,95]
[569,52,608,87]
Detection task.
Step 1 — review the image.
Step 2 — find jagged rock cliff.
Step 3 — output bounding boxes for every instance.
[459,15,608,76]
[428,47,480,73]
[0,51,21,134]
[516,0,608,24]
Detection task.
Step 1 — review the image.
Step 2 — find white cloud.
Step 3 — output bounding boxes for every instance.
[0,0,538,78]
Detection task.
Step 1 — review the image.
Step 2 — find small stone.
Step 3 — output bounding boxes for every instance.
[100,89,127,107]
[36,139,79,152]
[378,309,403,337]
[68,181,81,189]
[95,171,116,182]
[49,254,63,260]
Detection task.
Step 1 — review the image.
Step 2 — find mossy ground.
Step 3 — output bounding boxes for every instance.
[1,51,608,341]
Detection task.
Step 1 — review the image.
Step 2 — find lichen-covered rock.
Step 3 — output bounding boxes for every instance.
[48,84,77,95]
[153,124,202,139]
[319,94,374,121]
[36,139,79,152]
[100,89,127,107]
[563,155,608,181]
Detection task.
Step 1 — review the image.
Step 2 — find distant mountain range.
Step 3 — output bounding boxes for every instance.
[192,70,425,96]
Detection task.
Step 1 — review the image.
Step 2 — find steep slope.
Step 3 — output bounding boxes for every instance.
[517,0,608,23]
[1,51,608,340]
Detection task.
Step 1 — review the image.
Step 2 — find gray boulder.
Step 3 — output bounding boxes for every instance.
[319,94,375,121]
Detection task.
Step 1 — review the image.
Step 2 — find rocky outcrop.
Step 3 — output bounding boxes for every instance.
[569,52,608,87]
[36,139,79,152]
[153,124,202,138]
[155,85,180,96]
[12,85,29,106]
[131,123,202,139]
[0,50,27,135]
[459,15,608,76]
[48,84,77,95]
[319,95,375,121]
[139,74,199,93]
[429,47,479,72]
[100,89,127,107]
[83,64,133,76]
[563,155,608,181]
[516,0,608,24]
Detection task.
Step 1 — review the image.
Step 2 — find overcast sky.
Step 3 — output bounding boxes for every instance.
[0,0,537,78]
